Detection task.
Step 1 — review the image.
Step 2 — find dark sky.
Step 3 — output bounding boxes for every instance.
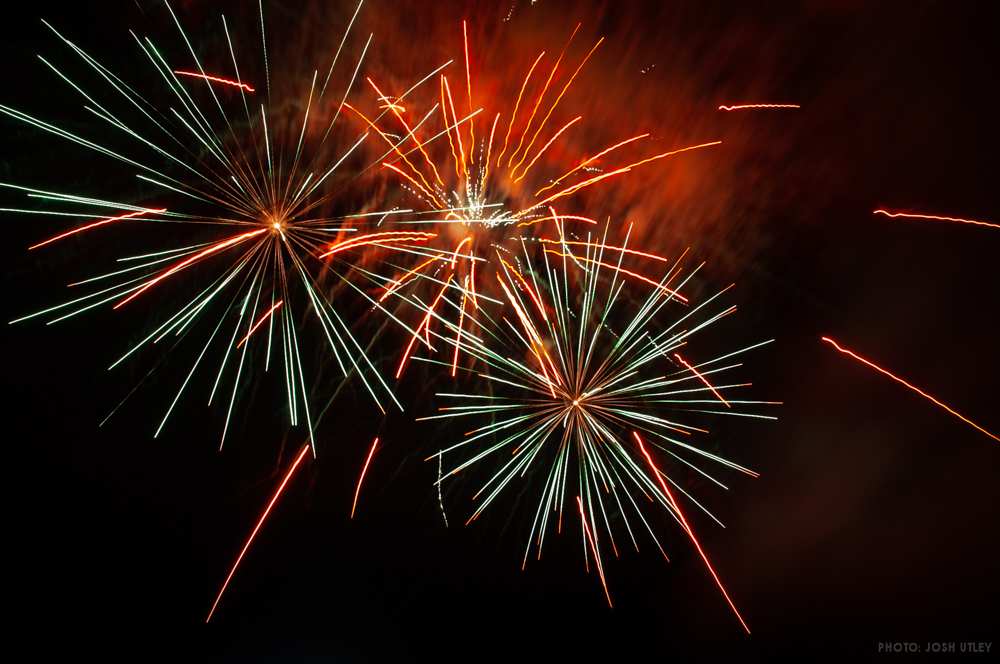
[2,1,998,661]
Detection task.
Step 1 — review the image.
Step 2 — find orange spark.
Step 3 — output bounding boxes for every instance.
[29,208,167,250]
[206,443,310,623]
[496,50,547,166]
[509,34,602,174]
[319,231,435,258]
[351,437,380,519]
[535,134,649,197]
[530,140,721,211]
[718,103,799,111]
[396,277,451,378]
[115,228,267,308]
[346,102,443,202]
[619,140,723,171]
[236,300,283,349]
[821,337,999,443]
[634,432,750,634]
[174,70,254,92]
[512,115,582,182]
[366,77,444,186]
[379,255,446,302]
[506,23,582,169]
[674,353,730,408]
[873,209,1000,230]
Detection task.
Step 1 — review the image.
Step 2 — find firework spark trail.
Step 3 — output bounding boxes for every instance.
[822,337,998,443]
[236,300,283,348]
[206,442,310,623]
[674,353,731,408]
[417,229,775,612]
[718,103,800,111]
[577,495,613,607]
[634,432,750,634]
[318,231,436,258]
[351,437,380,518]
[355,23,722,374]
[873,209,1000,230]
[27,208,167,250]
[1,1,466,449]
[113,228,269,308]
[173,70,255,92]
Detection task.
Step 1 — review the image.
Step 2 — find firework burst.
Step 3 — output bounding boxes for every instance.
[415,227,776,629]
[347,21,721,377]
[0,1,445,451]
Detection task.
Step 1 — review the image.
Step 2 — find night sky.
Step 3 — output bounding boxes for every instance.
[3,1,998,660]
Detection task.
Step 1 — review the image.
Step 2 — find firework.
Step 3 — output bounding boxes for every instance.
[0,1,441,451]
[347,21,721,377]
[415,227,776,630]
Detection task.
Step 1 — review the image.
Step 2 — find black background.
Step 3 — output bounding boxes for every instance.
[2,1,998,661]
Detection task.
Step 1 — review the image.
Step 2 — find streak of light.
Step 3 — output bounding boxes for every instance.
[674,353,731,408]
[206,443,310,623]
[29,208,166,250]
[634,432,750,634]
[821,337,998,443]
[174,70,255,92]
[718,103,799,111]
[873,209,1000,230]
[351,437,380,518]
[236,300,283,348]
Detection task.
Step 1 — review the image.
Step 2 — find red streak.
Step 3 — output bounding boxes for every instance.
[718,103,799,111]
[351,437,380,519]
[206,443,310,623]
[674,353,730,408]
[115,228,266,308]
[634,432,750,634]
[577,496,613,607]
[873,209,1000,230]
[175,70,254,92]
[29,208,166,250]
[236,300,283,349]
[822,337,999,443]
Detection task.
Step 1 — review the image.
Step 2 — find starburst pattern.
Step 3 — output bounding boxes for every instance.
[417,228,776,629]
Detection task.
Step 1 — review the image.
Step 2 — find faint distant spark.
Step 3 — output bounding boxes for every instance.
[873,209,1000,230]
